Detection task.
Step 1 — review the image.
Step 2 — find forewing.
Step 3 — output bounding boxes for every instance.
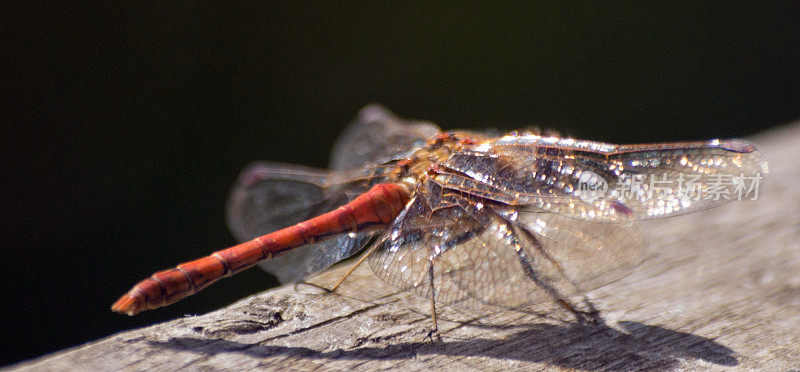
[443,136,768,221]
[226,162,374,283]
[441,150,631,222]
[329,104,441,170]
[604,140,769,219]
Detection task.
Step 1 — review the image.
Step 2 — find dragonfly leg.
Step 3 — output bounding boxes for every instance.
[426,262,442,342]
[517,250,600,323]
[294,280,335,293]
[497,215,604,324]
[555,298,603,324]
[517,246,603,324]
[329,238,382,292]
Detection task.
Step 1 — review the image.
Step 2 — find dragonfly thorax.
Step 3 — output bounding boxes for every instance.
[390,131,489,188]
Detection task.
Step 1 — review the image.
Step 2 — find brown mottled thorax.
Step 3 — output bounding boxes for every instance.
[388,131,490,188]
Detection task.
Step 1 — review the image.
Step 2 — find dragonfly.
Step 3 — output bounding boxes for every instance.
[112,105,769,331]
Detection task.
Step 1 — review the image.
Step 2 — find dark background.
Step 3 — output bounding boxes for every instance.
[3,2,799,366]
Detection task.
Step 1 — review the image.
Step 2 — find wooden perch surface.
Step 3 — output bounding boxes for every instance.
[12,125,800,371]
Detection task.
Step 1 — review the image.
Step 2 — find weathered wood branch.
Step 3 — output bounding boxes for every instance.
[12,124,800,371]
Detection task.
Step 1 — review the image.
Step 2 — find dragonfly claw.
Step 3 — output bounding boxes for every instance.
[557,298,605,325]
[425,329,442,343]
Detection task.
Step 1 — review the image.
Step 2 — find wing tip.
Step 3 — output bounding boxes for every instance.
[713,138,770,176]
[713,139,757,153]
[357,104,397,124]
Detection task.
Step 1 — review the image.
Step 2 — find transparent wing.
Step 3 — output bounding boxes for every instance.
[329,104,441,170]
[604,139,769,219]
[442,135,768,221]
[502,209,644,292]
[226,162,374,283]
[226,105,437,282]
[367,180,643,311]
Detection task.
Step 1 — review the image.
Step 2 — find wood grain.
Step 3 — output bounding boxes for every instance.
[11,124,800,371]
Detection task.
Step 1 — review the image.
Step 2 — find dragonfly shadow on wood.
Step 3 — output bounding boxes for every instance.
[150,320,737,370]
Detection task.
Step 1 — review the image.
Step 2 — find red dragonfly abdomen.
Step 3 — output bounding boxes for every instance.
[112,183,409,315]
